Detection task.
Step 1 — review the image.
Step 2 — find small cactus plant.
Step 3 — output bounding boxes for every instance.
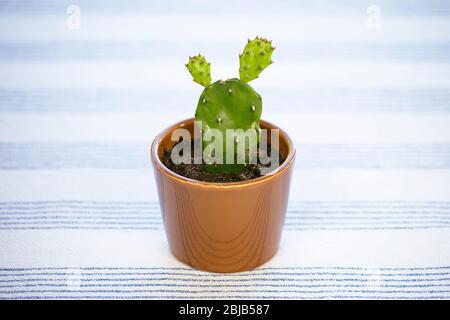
[186,37,275,175]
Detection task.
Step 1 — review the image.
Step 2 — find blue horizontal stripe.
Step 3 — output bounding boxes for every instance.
[0,226,449,231]
[1,219,450,225]
[2,215,450,221]
[1,277,449,283]
[1,0,450,16]
[0,215,161,219]
[1,266,448,271]
[3,295,449,300]
[284,226,450,231]
[2,289,450,295]
[4,274,445,280]
[2,213,450,218]
[1,88,450,113]
[1,200,449,205]
[2,206,450,212]
[2,200,450,230]
[2,278,449,284]
[0,226,160,230]
[0,205,450,213]
[2,283,450,289]
[0,200,154,205]
[1,42,450,62]
[0,216,162,220]
[1,201,449,211]
[0,270,449,277]
[1,213,449,220]
[0,207,157,212]
[1,143,450,169]
[1,202,450,209]
[1,226,449,231]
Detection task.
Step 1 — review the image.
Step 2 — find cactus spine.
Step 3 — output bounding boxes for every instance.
[186,37,275,175]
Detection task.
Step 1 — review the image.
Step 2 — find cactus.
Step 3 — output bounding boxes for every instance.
[186,37,275,175]
[239,37,275,83]
[186,54,211,87]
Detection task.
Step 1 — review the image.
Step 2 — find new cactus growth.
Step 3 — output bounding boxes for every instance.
[186,37,275,175]
[239,37,275,82]
[185,54,211,87]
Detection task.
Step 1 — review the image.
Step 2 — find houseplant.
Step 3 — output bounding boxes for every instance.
[151,37,296,273]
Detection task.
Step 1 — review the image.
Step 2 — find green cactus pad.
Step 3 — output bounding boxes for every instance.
[186,37,274,176]
[186,54,211,87]
[196,78,262,132]
[239,37,275,83]
[195,78,262,174]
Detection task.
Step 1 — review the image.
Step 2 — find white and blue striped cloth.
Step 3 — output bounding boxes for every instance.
[1,0,450,299]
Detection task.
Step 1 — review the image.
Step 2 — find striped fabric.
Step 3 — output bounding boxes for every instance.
[1,0,450,299]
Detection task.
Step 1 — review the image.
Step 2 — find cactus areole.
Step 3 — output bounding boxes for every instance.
[186,37,275,175]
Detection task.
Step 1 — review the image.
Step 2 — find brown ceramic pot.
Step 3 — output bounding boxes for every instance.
[151,118,295,273]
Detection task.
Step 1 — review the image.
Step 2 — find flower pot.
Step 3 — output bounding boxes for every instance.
[150,118,296,273]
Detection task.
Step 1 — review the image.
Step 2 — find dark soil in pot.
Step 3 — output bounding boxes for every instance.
[162,140,284,183]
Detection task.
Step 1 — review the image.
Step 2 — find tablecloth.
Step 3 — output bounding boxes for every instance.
[1,0,450,299]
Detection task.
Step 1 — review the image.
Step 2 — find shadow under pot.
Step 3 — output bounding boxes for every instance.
[151,118,296,273]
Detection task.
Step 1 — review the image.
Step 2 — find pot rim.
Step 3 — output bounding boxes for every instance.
[151,117,296,188]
